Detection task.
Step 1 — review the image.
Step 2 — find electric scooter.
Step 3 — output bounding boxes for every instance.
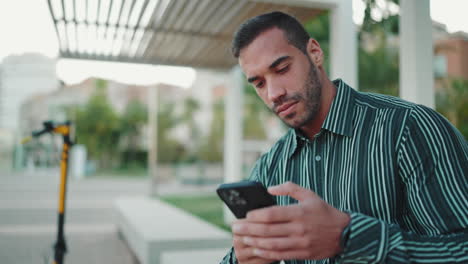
[22,121,74,264]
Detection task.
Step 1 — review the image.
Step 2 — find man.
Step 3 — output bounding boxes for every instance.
[220,11,468,264]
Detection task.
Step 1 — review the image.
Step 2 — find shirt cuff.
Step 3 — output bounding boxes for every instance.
[336,212,389,263]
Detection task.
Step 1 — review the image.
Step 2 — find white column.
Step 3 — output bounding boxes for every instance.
[329,0,358,88]
[224,66,244,183]
[69,144,86,179]
[148,85,158,195]
[399,0,434,108]
[223,66,244,224]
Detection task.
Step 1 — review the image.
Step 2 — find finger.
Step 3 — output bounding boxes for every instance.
[246,204,303,222]
[234,245,260,261]
[233,236,248,249]
[232,221,304,237]
[239,257,276,264]
[268,181,318,202]
[232,219,251,233]
[243,235,309,251]
[233,236,259,262]
[253,248,312,260]
[235,247,278,263]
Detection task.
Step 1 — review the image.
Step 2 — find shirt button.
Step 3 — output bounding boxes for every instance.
[315,155,321,161]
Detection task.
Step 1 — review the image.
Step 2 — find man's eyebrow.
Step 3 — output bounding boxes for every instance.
[247,76,259,83]
[269,56,291,69]
[247,56,291,83]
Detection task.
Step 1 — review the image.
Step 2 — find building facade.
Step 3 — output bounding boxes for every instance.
[0,53,59,132]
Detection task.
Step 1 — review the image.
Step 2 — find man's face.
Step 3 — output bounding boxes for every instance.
[239,27,322,129]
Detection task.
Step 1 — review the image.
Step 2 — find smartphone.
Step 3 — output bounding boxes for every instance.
[216,181,277,219]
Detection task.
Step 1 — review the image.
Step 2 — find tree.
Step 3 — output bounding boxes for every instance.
[436,78,468,139]
[358,36,399,96]
[304,5,399,96]
[156,102,186,163]
[361,0,399,35]
[243,81,269,140]
[303,1,466,139]
[74,79,121,169]
[179,96,201,162]
[120,99,148,167]
[198,100,225,162]
[304,11,330,74]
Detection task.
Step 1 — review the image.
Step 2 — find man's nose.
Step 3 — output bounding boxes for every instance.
[267,83,286,103]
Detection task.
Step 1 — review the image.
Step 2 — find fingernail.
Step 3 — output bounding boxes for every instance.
[253,248,263,256]
[232,224,241,233]
[268,186,278,191]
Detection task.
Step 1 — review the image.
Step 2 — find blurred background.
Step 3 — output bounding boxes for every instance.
[0,0,466,178]
[0,0,466,263]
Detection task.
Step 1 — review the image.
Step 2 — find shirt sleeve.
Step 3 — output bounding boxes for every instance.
[219,247,238,264]
[337,105,468,263]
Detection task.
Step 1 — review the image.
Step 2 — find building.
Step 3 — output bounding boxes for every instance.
[434,30,468,81]
[0,53,59,170]
[0,53,59,133]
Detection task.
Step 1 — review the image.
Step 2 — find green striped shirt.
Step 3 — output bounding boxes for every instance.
[221,79,468,264]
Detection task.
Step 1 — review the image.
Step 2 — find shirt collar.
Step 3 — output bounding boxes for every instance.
[287,79,355,158]
[322,79,355,137]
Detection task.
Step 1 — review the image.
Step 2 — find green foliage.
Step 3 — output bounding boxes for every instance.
[436,78,468,139]
[304,8,399,96]
[71,85,205,166]
[181,97,201,125]
[244,81,269,140]
[119,99,148,168]
[198,100,224,162]
[179,97,201,162]
[358,41,399,96]
[362,0,399,35]
[95,78,108,90]
[359,0,400,96]
[74,80,121,169]
[156,102,186,163]
[121,99,148,134]
[160,194,230,231]
[359,0,467,137]
[304,11,330,73]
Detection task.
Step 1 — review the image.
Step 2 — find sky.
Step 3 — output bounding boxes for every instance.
[0,0,466,87]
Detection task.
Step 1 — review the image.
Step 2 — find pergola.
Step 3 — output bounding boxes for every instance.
[47,0,434,194]
[46,0,326,69]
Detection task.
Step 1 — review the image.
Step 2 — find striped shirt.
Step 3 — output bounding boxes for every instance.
[220,79,468,264]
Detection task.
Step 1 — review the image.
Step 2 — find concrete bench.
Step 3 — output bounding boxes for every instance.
[114,196,232,264]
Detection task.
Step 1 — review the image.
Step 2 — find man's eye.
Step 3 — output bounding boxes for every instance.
[277,66,289,73]
[256,81,265,88]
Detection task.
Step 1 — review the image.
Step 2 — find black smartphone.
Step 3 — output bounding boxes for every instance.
[216,181,277,219]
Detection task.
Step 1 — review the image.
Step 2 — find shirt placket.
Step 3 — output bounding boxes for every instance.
[311,134,325,198]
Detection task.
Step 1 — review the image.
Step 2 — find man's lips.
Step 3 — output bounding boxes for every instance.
[276,101,298,116]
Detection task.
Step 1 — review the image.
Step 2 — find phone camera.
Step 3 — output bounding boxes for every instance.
[227,189,247,206]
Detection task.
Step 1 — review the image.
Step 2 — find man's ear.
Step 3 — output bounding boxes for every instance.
[306,38,324,67]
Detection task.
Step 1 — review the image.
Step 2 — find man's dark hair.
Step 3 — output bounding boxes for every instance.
[232,11,310,58]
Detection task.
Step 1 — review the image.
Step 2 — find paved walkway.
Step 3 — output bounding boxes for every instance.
[0,169,226,264]
[0,169,150,264]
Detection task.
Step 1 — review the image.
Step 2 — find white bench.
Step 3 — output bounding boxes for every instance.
[114,196,232,264]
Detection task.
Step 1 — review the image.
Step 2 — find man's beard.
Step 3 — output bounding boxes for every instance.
[272,59,322,129]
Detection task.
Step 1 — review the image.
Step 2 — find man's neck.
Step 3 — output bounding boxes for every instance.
[300,78,337,139]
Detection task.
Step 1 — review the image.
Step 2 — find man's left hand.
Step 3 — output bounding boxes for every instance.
[232,181,350,261]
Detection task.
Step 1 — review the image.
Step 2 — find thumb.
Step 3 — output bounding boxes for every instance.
[268,181,317,202]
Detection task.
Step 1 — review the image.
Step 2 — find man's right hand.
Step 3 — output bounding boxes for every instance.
[233,228,276,264]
